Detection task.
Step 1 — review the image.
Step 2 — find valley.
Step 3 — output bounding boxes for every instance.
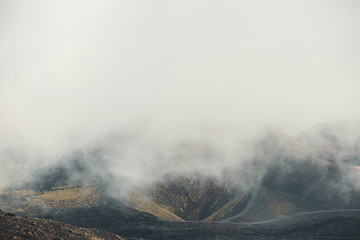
[1,121,360,239]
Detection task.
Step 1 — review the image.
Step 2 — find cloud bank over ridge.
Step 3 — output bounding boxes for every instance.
[1,0,360,157]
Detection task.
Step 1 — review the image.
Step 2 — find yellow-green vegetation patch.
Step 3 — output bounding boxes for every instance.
[267,200,296,216]
[129,192,184,221]
[0,183,103,213]
[37,183,101,209]
[204,193,247,222]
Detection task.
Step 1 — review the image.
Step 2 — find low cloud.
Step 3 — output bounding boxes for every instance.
[1,1,360,207]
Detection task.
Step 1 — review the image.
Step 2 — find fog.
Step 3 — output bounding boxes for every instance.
[1,1,360,199]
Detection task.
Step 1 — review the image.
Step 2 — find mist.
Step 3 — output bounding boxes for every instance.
[1,1,360,203]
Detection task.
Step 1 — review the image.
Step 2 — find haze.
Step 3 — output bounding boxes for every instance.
[1,0,360,158]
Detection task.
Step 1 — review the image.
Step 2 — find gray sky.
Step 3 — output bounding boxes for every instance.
[1,0,360,156]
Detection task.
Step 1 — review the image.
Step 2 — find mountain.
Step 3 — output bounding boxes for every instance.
[1,120,360,239]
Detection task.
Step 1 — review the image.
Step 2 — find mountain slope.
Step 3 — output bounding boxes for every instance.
[225,186,332,223]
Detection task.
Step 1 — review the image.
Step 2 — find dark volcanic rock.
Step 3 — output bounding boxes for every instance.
[0,209,124,240]
[39,206,360,240]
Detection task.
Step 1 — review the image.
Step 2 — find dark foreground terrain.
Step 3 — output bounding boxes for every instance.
[2,205,360,240]
[0,209,124,240]
[39,206,360,240]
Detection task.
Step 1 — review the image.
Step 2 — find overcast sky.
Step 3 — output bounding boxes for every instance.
[1,0,360,156]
